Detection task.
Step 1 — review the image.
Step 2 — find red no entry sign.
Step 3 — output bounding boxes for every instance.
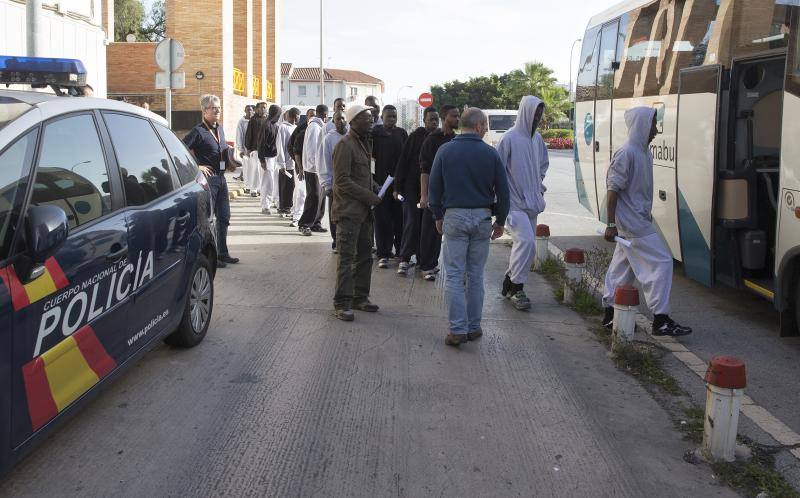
[418,92,434,107]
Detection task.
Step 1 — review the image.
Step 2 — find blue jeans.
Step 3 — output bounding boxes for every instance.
[442,208,492,334]
[208,174,231,257]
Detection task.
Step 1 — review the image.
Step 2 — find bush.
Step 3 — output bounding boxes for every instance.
[541,129,572,139]
[544,137,574,149]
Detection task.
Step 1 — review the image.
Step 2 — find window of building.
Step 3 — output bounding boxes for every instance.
[32,114,111,230]
[0,130,37,259]
[299,85,307,97]
[103,113,175,206]
[350,87,358,96]
[155,123,199,186]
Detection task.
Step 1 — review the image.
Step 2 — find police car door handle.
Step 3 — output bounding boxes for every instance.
[176,211,191,223]
[106,244,128,262]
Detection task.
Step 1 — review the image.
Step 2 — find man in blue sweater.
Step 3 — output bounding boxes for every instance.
[429,108,511,346]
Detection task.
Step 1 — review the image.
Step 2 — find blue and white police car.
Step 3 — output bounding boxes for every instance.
[0,56,217,472]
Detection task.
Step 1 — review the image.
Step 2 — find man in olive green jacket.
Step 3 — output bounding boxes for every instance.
[332,105,383,321]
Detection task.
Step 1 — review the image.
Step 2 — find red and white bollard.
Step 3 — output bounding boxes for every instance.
[563,248,585,304]
[533,224,550,271]
[702,356,746,462]
[612,285,639,349]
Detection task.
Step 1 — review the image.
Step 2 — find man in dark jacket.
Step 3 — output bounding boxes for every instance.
[332,105,383,322]
[418,105,460,282]
[371,105,408,268]
[394,106,439,275]
[244,102,268,197]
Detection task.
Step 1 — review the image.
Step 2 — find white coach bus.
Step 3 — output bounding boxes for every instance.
[574,0,800,335]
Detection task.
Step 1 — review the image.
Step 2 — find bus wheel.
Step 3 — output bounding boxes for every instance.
[165,255,213,347]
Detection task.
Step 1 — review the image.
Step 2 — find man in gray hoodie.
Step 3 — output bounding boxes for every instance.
[602,106,691,337]
[497,96,549,311]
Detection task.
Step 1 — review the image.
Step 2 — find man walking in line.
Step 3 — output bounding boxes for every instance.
[394,106,439,276]
[183,94,240,268]
[498,96,550,311]
[258,104,282,215]
[298,104,328,236]
[372,105,408,268]
[418,105,460,282]
[602,107,692,336]
[245,102,268,197]
[288,111,312,228]
[332,104,382,321]
[277,107,300,218]
[326,98,346,134]
[319,110,348,252]
[428,108,510,346]
[236,105,253,185]
[365,95,382,125]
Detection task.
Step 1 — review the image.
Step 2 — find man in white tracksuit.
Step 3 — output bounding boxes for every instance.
[277,108,299,218]
[236,105,253,186]
[497,96,549,311]
[602,106,692,336]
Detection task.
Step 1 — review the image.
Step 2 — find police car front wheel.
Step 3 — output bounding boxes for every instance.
[165,255,214,347]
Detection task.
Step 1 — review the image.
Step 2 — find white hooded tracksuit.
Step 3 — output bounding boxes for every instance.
[601,106,672,315]
[497,96,550,285]
[236,116,250,185]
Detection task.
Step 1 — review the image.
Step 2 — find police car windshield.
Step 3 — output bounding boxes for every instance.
[0,97,33,131]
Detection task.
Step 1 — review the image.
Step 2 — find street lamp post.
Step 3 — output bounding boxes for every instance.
[320,0,325,107]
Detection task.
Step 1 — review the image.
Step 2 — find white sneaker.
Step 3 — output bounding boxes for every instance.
[422,270,436,281]
[378,258,389,269]
[397,262,409,275]
[262,208,272,215]
[289,220,298,227]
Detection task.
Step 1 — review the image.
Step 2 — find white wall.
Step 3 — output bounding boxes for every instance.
[283,79,383,108]
[0,0,107,97]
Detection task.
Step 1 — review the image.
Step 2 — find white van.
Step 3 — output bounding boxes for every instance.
[482,109,517,147]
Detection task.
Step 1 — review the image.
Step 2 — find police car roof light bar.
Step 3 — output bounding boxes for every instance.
[0,56,87,90]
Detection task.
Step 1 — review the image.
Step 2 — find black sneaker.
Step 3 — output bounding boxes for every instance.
[602,307,614,329]
[220,255,239,264]
[501,274,513,297]
[310,225,328,233]
[652,317,692,337]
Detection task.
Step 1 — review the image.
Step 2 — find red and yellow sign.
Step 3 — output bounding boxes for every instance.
[0,257,69,311]
[22,325,117,431]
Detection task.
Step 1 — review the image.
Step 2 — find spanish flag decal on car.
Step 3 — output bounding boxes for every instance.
[0,257,69,311]
[22,325,117,431]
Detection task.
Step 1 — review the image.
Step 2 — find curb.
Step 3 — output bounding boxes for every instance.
[544,240,800,461]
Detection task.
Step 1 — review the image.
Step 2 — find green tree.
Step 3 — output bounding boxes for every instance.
[141,0,166,42]
[114,0,145,42]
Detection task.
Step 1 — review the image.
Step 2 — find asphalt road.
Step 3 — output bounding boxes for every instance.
[0,181,734,497]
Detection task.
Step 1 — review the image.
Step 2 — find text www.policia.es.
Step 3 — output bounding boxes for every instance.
[127,309,169,347]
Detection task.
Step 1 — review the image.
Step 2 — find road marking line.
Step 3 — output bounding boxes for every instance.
[546,241,800,458]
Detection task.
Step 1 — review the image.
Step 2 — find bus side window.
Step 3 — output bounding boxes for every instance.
[576,25,601,103]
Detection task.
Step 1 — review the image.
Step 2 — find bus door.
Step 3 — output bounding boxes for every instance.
[717,56,786,299]
[593,20,621,221]
[676,65,722,287]
[574,25,601,215]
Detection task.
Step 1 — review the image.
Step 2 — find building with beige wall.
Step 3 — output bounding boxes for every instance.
[106,0,280,137]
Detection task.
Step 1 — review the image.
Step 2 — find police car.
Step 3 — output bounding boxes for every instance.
[0,56,217,472]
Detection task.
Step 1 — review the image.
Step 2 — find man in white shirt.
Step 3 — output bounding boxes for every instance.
[318,110,347,251]
[277,108,300,217]
[236,105,254,185]
[298,104,328,236]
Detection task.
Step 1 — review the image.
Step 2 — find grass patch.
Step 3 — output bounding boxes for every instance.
[537,257,564,283]
[676,406,705,444]
[589,324,612,347]
[553,285,564,302]
[612,342,683,396]
[571,287,602,315]
[712,457,799,498]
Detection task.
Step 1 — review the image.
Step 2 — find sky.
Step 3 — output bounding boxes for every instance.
[281,0,621,104]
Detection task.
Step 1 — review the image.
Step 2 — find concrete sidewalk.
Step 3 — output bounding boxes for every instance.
[0,192,734,497]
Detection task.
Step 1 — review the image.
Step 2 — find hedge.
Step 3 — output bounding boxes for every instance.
[541,129,572,139]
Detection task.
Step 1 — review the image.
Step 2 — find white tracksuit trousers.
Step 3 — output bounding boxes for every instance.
[292,175,306,222]
[246,151,260,192]
[260,157,277,209]
[602,232,673,315]
[272,168,281,208]
[505,210,538,285]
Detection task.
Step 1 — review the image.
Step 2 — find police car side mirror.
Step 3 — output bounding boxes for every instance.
[27,205,69,265]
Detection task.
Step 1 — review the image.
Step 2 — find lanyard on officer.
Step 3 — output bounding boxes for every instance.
[203,120,225,172]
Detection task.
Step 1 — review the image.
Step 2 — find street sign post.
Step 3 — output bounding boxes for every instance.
[418,92,434,107]
[155,38,186,128]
